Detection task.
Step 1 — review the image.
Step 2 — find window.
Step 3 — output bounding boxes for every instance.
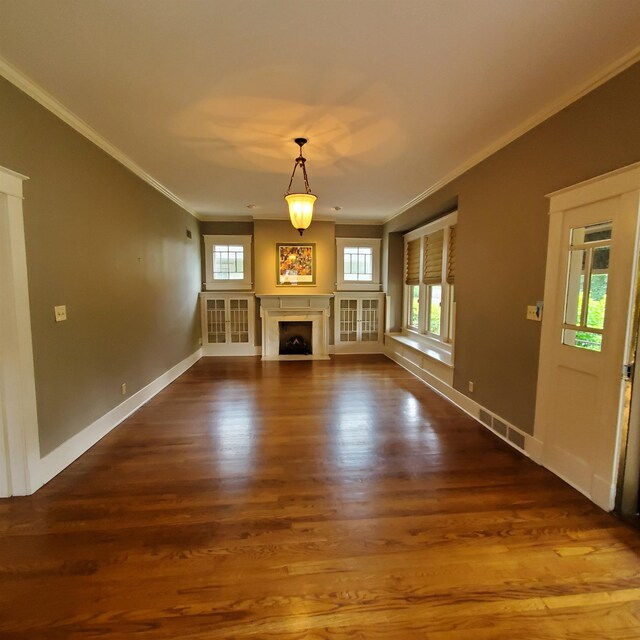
[403,211,457,356]
[562,221,611,352]
[213,244,244,280]
[336,238,381,291]
[344,246,373,281]
[204,235,252,290]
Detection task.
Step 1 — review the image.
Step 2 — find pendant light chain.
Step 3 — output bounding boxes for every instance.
[285,140,312,195]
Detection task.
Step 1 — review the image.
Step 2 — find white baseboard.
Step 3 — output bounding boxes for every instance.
[525,436,544,464]
[383,343,620,511]
[201,344,260,356]
[383,345,532,457]
[34,348,202,490]
[591,473,616,512]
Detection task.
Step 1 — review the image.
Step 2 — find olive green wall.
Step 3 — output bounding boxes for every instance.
[0,77,201,456]
[253,220,336,294]
[384,61,640,433]
[335,224,383,238]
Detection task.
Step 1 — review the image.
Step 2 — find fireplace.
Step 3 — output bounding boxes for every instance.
[257,294,332,360]
[279,321,312,355]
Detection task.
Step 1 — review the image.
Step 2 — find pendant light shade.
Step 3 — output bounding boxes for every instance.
[285,193,316,233]
[285,138,316,235]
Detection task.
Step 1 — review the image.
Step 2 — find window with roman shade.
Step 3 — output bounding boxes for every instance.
[405,239,421,285]
[423,229,444,285]
[402,211,458,350]
[447,225,456,284]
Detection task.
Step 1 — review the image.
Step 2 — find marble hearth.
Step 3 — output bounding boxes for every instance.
[257,294,332,360]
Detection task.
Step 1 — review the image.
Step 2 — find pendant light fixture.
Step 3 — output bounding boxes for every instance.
[284,137,316,236]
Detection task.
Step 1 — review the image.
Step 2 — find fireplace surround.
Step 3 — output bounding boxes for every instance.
[257,294,332,360]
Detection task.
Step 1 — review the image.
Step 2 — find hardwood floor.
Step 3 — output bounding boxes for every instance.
[1,355,640,639]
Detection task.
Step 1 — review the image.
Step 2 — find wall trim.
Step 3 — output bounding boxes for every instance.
[383,345,532,456]
[0,167,40,497]
[384,43,640,225]
[34,348,202,491]
[384,343,618,511]
[0,55,197,219]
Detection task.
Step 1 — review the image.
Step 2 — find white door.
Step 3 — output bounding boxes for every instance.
[534,164,640,510]
[0,166,39,497]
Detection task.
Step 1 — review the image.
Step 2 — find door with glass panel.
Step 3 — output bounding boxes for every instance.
[535,174,640,511]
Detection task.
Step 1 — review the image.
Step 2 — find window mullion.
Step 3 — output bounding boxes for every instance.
[580,248,594,328]
[419,283,427,334]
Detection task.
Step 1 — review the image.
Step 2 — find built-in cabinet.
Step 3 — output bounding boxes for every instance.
[333,292,385,353]
[199,291,385,356]
[199,292,257,356]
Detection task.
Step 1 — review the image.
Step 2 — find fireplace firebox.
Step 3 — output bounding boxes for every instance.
[279,321,312,355]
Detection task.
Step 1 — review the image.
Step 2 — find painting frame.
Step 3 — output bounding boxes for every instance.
[276,243,316,286]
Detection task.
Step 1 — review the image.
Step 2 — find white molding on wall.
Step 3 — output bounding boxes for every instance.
[0,55,197,219]
[385,44,640,225]
[547,160,640,212]
[0,166,40,497]
[384,341,618,511]
[383,344,535,455]
[34,348,202,491]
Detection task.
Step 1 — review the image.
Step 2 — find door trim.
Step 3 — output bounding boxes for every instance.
[0,165,40,496]
[535,162,640,511]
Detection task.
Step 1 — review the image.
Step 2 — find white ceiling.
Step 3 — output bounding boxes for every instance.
[1,0,640,223]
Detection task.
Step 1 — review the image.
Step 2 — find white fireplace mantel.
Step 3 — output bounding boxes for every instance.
[256,294,333,360]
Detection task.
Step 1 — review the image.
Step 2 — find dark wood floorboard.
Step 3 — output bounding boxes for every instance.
[1,355,639,639]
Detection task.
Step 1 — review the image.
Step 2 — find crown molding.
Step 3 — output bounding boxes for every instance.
[384,43,640,225]
[251,213,338,223]
[0,55,197,218]
[197,213,254,222]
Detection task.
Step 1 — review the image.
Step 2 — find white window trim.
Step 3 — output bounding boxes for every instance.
[336,237,381,291]
[403,211,458,362]
[204,234,253,291]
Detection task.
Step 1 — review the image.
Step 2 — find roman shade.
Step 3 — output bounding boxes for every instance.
[447,225,457,284]
[405,239,420,285]
[423,229,444,285]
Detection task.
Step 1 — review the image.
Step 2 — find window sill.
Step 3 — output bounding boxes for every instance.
[335,282,382,292]
[204,282,253,291]
[385,332,453,367]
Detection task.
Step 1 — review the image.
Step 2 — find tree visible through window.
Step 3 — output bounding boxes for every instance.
[562,221,611,352]
[402,212,457,351]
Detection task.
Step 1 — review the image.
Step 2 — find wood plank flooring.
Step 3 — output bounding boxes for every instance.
[1,355,640,639]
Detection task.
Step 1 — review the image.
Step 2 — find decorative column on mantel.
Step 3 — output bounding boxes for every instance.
[256,294,333,361]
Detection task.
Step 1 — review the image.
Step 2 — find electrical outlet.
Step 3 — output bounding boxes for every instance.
[121,383,127,395]
[54,305,67,322]
[468,381,474,393]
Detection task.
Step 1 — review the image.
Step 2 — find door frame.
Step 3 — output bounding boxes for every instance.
[0,165,40,496]
[533,161,640,511]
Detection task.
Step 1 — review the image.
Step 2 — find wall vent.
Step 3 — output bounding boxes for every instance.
[479,409,492,427]
[508,429,526,449]
[492,417,508,437]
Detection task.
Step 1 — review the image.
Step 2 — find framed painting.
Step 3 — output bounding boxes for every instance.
[276,243,316,286]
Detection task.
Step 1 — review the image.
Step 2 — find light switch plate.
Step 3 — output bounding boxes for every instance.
[526,305,542,321]
[54,305,67,322]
